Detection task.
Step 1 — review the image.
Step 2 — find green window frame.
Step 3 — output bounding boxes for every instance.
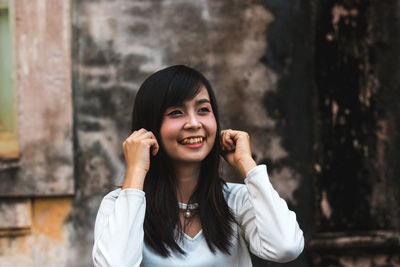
[0,0,19,159]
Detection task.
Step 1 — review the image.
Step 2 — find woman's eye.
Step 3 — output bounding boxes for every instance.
[199,107,210,113]
[168,110,182,116]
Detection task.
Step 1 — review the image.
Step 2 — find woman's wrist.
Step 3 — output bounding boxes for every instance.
[238,157,257,178]
[122,167,147,190]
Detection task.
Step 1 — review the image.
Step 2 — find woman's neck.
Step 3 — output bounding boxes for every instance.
[174,162,201,203]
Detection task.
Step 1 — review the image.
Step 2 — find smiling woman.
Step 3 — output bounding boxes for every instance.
[92,65,304,266]
[160,87,217,166]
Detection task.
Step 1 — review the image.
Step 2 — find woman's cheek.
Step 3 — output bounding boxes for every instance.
[204,114,217,140]
[160,118,181,142]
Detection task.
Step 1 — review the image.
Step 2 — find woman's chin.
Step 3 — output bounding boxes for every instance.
[170,155,207,166]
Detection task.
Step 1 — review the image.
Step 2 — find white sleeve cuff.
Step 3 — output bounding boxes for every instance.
[244,164,267,182]
[120,188,146,197]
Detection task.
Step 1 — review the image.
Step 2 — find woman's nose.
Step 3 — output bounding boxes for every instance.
[184,113,201,129]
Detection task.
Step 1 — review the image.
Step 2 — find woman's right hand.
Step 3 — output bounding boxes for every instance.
[122,128,159,190]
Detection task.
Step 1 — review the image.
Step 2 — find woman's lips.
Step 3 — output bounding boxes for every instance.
[179,136,205,144]
[180,140,205,148]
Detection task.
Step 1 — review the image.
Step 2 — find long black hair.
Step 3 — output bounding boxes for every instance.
[131,65,236,257]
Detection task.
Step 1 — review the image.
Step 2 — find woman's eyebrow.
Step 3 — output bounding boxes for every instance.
[195,98,210,105]
[168,99,210,110]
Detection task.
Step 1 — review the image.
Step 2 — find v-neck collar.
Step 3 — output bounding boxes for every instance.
[182,229,203,241]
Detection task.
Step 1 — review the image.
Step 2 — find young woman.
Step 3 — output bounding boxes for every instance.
[92,65,304,266]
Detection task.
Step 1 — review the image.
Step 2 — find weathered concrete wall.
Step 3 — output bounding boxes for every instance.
[1,0,399,266]
[70,0,309,266]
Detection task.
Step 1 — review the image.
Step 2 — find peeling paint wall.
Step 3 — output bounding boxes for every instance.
[0,0,74,266]
[0,198,72,267]
[311,0,400,265]
[314,0,400,234]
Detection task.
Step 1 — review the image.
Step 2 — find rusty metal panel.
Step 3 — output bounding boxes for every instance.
[0,0,73,196]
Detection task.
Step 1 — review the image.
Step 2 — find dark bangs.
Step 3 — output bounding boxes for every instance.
[163,67,203,110]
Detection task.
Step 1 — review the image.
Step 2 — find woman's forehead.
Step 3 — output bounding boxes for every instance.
[182,87,210,105]
[168,86,210,108]
[193,86,209,99]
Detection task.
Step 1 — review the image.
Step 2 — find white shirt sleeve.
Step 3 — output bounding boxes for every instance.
[237,164,304,263]
[92,188,146,267]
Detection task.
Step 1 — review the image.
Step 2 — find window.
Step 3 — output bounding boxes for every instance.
[0,0,73,196]
[0,0,19,159]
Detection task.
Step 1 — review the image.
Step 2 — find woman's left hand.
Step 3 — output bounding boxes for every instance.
[220,129,257,178]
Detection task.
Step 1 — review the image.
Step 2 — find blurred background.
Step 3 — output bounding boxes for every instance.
[0,0,399,266]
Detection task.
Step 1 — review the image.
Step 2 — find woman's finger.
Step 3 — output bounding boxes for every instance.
[220,131,226,147]
[128,128,147,139]
[143,138,159,156]
[227,130,249,143]
[133,130,159,155]
[147,132,159,156]
[220,130,230,149]
[135,130,156,140]
[221,130,235,150]
[226,130,235,146]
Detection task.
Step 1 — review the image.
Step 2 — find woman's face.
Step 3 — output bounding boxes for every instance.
[160,86,217,166]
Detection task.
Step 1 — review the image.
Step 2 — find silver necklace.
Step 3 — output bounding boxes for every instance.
[178,202,199,218]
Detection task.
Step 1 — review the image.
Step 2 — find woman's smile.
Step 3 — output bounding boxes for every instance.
[180,137,205,148]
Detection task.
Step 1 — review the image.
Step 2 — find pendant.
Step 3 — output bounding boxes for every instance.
[185,210,191,218]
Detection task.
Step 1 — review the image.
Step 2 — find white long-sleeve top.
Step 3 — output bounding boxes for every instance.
[92,165,304,267]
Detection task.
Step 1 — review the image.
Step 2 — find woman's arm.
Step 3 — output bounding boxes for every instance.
[220,129,304,262]
[92,129,157,266]
[92,188,146,267]
[237,165,304,263]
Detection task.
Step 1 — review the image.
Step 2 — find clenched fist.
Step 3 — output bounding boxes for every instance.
[220,129,257,178]
[122,128,159,190]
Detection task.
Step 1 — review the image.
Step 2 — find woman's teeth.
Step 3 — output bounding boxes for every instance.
[181,137,204,145]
